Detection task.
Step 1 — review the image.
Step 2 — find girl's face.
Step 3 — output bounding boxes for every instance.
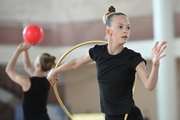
[108,15,131,44]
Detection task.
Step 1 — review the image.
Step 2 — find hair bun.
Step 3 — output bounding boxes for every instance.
[50,56,56,62]
[103,6,116,24]
[108,6,116,13]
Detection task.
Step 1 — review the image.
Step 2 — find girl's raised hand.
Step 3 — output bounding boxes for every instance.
[17,42,31,52]
[152,41,167,66]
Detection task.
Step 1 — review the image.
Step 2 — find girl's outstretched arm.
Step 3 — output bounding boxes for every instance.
[136,41,167,91]
[47,52,93,86]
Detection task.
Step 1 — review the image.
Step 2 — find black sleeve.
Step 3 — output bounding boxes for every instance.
[129,53,146,71]
[89,47,95,60]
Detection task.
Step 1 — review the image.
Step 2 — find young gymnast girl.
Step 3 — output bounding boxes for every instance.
[47,6,167,120]
[6,42,56,120]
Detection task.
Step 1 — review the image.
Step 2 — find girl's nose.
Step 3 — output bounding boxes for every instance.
[124,29,128,33]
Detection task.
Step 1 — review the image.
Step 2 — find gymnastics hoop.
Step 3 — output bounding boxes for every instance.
[53,40,136,120]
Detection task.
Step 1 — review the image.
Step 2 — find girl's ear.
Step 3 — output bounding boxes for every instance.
[105,28,112,36]
[105,28,110,35]
[35,63,40,68]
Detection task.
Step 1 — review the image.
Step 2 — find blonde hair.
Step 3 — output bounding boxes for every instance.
[102,6,127,27]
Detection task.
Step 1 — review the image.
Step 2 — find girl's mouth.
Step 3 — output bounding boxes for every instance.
[121,36,127,38]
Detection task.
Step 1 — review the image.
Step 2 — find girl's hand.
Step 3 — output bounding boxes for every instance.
[47,69,58,86]
[152,41,167,66]
[17,42,31,52]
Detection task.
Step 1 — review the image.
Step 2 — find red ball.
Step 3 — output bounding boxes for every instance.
[23,24,44,45]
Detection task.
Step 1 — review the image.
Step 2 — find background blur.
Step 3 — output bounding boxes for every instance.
[0,0,180,120]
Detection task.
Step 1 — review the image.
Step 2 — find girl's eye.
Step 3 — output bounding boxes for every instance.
[119,26,123,29]
[127,27,130,30]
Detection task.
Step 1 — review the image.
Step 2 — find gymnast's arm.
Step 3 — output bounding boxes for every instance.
[5,43,31,91]
[136,41,167,91]
[47,52,94,86]
[23,50,34,76]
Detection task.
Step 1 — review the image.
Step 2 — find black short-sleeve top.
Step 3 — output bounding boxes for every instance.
[89,44,146,115]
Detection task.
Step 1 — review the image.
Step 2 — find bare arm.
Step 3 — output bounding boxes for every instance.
[136,41,167,91]
[23,50,34,76]
[47,52,93,86]
[5,43,31,91]
[136,62,159,91]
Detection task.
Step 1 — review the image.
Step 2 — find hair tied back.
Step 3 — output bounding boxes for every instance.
[103,6,116,24]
